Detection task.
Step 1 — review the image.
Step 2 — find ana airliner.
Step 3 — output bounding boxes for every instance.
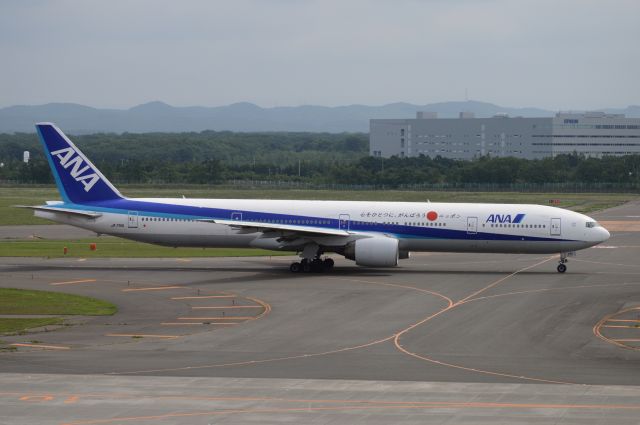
[24,123,610,273]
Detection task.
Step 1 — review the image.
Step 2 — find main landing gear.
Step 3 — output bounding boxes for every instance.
[557,252,568,273]
[289,243,334,273]
[289,258,335,273]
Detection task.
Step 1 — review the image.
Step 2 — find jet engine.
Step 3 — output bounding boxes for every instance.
[344,237,399,267]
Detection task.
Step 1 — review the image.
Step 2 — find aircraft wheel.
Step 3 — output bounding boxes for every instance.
[310,259,324,273]
[289,262,301,273]
[323,258,334,270]
[557,263,567,273]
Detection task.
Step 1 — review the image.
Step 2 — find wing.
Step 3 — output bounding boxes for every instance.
[199,218,350,237]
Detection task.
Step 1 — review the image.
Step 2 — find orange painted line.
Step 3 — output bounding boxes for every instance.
[613,339,640,342]
[602,325,640,329]
[11,343,70,350]
[171,295,236,300]
[392,255,577,385]
[245,296,272,320]
[191,306,263,309]
[122,286,183,292]
[105,333,179,339]
[20,395,54,401]
[177,317,253,320]
[593,305,640,352]
[607,319,640,323]
[50,279,96,286]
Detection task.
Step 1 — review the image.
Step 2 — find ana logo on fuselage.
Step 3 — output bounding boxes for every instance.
[50,147,99,192]
[486,213,525,224]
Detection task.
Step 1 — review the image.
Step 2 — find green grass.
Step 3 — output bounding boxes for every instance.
[0,288,116,315]
[0,237,291,258]
[0,186,636,226]
[0,317,64,335]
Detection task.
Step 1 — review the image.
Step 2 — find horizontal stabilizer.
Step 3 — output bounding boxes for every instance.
[16,205,102,218]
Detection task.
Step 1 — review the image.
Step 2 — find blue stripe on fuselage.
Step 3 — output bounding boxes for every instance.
[47,198,573,243]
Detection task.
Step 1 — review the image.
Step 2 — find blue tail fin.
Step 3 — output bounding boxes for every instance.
[36,123,123,204]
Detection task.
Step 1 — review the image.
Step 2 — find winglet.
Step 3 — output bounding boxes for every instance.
[35,123,123,204]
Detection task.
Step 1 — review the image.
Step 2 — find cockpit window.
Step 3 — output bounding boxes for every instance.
[585,221,599,228]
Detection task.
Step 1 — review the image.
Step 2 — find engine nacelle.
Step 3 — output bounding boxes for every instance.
[344,237,399,267]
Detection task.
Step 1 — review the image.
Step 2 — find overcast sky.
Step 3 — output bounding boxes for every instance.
[1,0,638,110]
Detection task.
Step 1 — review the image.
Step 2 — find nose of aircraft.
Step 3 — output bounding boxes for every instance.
[598,226,611,243]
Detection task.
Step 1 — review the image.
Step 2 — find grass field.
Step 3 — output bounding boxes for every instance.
[0,288,116,335]
[1,186,637,226]
[0,237,291,258]
[0,288,116,315]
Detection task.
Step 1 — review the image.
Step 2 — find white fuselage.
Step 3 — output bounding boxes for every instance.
[36,198,610,255]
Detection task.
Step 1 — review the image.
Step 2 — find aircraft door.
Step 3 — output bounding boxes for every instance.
[466,217,478,235]
[339,214,350,231]
[551,218,561,236]
[231,212,243,221]
[127,211,138,228]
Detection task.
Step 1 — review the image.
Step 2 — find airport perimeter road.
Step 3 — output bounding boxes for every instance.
[0,202,639,423]
[3,374,640,425]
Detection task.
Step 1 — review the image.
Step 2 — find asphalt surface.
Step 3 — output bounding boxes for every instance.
[1,201,640,424]
[0,224,95,240]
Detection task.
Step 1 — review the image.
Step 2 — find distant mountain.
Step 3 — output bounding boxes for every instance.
[0,100,638,134]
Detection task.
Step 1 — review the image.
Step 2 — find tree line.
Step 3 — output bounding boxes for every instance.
[1,131,639,187]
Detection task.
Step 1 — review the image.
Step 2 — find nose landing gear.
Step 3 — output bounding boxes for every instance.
[557,252,568,273]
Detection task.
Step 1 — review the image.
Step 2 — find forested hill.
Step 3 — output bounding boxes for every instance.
[2,101,639,133]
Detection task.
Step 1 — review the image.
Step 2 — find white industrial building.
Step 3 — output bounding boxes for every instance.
[370,112,640,160]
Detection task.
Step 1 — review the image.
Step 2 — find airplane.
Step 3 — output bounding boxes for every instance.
[23,123,610,274]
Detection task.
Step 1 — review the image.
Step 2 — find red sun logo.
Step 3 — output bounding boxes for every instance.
[426,211,438,221]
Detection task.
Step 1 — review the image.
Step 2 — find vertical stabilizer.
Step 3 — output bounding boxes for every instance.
[35,123,123,204]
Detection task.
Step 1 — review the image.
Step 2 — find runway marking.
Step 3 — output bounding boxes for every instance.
[10,343,70,350]
[245,296,272,320]
[393,255,577,385]
[607,319,640,323]
[109,281,442,375]
[105,334,179,339]
[64,395,79,404]
[19,395,54,402]
[49,279,96,286]
[328,277,454,306]
[105,260,568,383]
[593,306,640,351]
[58,400,640,425]
[122,286,184,292]
[170,295,236,300]
[612,339,640,342]
[602,324,640,329]
[465,282,640,303]
[455,256,554,305]
[191,306,263,309]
